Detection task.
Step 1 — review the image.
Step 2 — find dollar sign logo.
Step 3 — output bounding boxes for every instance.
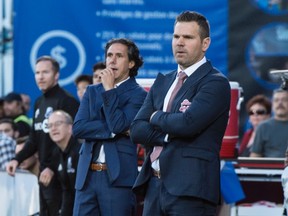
[50,45,67,69]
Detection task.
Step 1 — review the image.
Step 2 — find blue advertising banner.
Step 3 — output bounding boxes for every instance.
[13,0,228,114]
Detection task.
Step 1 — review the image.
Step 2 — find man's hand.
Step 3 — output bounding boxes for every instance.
[6,160,19,176]
[100,68,115,91]
[39,167,54,187]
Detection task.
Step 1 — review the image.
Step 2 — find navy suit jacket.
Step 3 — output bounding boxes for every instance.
[73,77,147,190]
[131,61,231,204]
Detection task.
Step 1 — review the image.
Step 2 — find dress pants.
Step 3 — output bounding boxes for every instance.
[143,175,217,216]
[73,170,136,216]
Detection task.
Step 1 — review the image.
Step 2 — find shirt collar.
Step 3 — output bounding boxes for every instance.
[177,56,207,77]
[115,77,130,88]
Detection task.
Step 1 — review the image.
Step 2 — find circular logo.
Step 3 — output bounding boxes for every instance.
[30,30,86,86]
[246,23,288,89]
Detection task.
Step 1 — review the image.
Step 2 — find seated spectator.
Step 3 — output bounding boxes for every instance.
[74,74,92,101]
[92,61,106,84]
[0,133,15,170]
[238,95,271,156]
[0,118,19,139]
[250,88,288,157]
[0,118,39,175]
[48,110,80,216]
[3,92,31,137]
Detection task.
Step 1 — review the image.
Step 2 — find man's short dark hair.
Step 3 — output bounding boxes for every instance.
[75,74,93,85]
[3,92,22,103]
[0,118,18,131]
[175,11,210,41]
[105,38,144,77]
[92,62,106,72]
[36,56,60,73]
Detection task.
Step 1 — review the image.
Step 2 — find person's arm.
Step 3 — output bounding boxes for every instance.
[249,152,262,157]
[249,123,265,157]
[73,85,117,140]
[130,80,167,147]
[150,77,230,138]
[101,86,147,135]
[6,160,19,176]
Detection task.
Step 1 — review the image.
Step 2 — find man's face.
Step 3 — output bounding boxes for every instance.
[3,101,22,117]
[35,60,59,92]
[76,80,90,101]
[172,21,210,70]
[93,69,102,84]
[21,94,31,113]
[272,91,288,119]
[48,113,72,147]
[0,122,16,138]
[105,43,134,84]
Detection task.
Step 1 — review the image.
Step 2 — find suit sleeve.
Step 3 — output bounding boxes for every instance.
[73,86,113,140]
[73,85,147,141]
[150,78,230,138]
[101,87,146,134]
[130,82,167,147]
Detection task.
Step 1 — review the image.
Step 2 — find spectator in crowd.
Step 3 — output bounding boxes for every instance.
[130,11,230,215]
[238,94,271,156]
[0,118,17,170]
[6,55,79,216]
[20,93,32,115]
[92,61,106,84]
[0,118,19,139]
[0,118,39,176]
[48,110,80,216]
[74,74,93,101]
[3,92,31,138]
[0,133,15,170]
[250,88,288,157]
[73,38,147,216]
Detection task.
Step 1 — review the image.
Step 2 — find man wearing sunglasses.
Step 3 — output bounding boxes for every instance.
[250,88,288,157]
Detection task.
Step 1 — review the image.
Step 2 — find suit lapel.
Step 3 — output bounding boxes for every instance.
[169,61,213,112]
[152,71,177,110]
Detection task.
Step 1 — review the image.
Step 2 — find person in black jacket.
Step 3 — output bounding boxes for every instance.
[6,56,79,216]
[48,110,80,216]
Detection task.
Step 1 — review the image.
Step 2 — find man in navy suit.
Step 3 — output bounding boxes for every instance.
[131,11,231,216]
[72,38,147,216]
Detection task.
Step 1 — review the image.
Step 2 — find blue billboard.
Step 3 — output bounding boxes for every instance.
[13,0,228,115]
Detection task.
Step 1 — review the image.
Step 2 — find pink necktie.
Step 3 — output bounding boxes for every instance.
[150,71,187,162]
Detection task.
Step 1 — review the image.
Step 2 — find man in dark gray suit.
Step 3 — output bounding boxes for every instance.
[131,11,231,216]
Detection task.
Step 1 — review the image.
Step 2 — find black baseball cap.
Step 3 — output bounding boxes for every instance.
[3,92,22,102]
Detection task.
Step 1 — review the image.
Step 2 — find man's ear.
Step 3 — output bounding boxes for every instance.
[202,37,211,52]
[129,61,135,69]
